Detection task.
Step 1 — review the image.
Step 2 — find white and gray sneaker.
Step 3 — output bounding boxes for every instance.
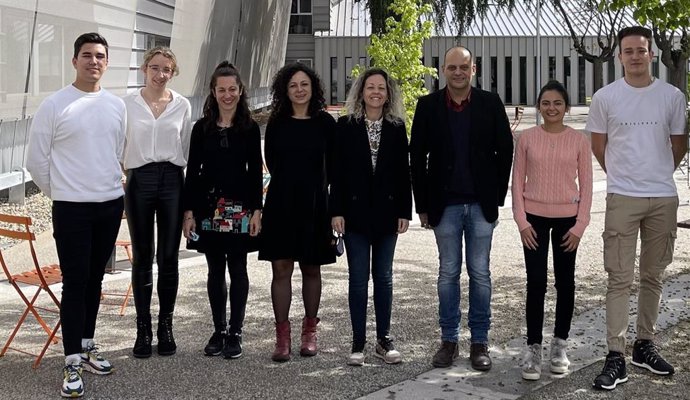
[80,340,113,375]
[347,341,365,366]
[375,337,402,364]
[549,337,570,374]
[521,343,542,380]
[61,360,83,398]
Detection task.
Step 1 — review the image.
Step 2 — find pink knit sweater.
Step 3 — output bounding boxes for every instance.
[511,125,593,238]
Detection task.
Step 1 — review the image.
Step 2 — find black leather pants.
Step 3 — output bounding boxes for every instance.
[125,162,184,317]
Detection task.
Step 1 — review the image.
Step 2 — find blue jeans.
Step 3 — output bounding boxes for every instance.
[344,231,398,344]
[433,203,495,344]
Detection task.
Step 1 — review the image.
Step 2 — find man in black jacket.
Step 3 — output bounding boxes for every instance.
[410,46,513,370]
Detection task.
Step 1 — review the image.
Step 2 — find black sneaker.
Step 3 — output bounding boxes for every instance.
[223,332,243,359]
[593,351,628,390]
[204,331,224,356]
[632,339,675,375]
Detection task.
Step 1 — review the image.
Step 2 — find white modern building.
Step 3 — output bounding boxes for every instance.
[286,0,669,106]
[0,0,291,196]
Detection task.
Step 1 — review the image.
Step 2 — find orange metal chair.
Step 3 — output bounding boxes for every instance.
[0,213,62,368]
[100,239,133,316]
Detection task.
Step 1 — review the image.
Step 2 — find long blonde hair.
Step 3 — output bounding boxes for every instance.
[344,68,405,124]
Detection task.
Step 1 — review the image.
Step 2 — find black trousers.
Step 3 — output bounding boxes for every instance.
[53,197,124,355]
[523,213,577,345]
[125,162,184,318]
[205,250,249,333]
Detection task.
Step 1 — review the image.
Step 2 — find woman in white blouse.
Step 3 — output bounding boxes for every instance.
[122,47,192,358]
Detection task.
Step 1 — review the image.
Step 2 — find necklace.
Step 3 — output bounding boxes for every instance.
[142,89,171,117]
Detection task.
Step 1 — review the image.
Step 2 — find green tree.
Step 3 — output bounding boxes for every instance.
[609,0,690,95]
[354,0,438,134]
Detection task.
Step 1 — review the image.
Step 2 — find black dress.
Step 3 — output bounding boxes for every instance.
[182,118,263,253]
[259,111,336,265]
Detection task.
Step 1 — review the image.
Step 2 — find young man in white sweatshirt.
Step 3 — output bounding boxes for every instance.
[26,32,126,398]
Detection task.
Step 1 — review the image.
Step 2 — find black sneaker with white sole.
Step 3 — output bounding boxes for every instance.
[593,351,628,390]
[631,339,675,375]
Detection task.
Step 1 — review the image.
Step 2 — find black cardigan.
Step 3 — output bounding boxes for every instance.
[330,115,412,236]
[182,117,263,245]
[409,87,513,226]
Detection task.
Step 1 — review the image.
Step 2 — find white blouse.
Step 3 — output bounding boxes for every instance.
[122,88,192,169]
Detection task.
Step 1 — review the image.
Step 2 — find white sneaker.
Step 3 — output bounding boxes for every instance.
[80,340,113,375]
[348,351,365,366]
[375,337,402,364]
[61,363,84,398]
[549,337,570,374]
[521,343,542,380]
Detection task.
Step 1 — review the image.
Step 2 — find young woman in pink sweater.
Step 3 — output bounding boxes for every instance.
[512,80,593,380]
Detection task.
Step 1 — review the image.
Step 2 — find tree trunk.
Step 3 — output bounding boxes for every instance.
[592,58,604,93]
[667,61,688,98]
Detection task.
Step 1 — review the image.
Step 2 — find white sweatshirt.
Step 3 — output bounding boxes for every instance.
[26,84,126,202]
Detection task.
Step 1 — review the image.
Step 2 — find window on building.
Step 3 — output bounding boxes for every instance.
[491,56,498,93]
[519,56,526,104]
[475,56,482,90]
[563,56,570,92]
[652,56,659,78]
[548,56,556,80]
[607,59,616,84]
[330,57,338,104]
[147,34,170,49]
[505,57,512,104]
[578,56,585,104]
[290,0,312,34]
[432,56,440,91]
[345,57,353,97]
[359,57,367,69]
[296,58,313,68]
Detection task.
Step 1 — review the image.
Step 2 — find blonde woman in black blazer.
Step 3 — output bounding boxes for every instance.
[330,68,412,366]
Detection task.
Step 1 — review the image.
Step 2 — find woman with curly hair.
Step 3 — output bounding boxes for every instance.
[182,61,263,359]
[259,63,336,362]
[330,68,412,366]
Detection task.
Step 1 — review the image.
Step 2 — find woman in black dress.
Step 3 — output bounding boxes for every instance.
[260,63,335,362]
[182,62,263,359]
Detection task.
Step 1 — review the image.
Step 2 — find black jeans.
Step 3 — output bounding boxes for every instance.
[52,197,124,355]
[523,213,577,345]
[125,162,183,318]
[205,250,249,332]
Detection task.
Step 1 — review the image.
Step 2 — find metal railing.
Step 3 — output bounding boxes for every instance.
[0,117,33,201]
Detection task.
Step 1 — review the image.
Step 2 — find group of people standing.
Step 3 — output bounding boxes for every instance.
[23,24,685,398]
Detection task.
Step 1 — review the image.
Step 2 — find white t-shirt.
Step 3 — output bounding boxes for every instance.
[122,88,192,170]
[26,84,126,202]
[586,78,686,197]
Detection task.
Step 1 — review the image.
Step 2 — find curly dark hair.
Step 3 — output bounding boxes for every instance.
[202,61,251,131]
[269,63,326,122]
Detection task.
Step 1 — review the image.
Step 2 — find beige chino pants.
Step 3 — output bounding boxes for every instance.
[603,193,678,353]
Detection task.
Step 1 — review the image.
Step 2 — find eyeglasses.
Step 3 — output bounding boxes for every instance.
[219,128,229,148]
[147,65,174,76]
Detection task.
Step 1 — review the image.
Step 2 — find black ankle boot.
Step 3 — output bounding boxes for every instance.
[157,313,177,356]
[133,315,152,358]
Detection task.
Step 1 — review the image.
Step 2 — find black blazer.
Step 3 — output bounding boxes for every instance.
[330,115,412,236]
[410,87,513,226]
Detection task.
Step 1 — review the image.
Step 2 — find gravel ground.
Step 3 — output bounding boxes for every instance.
[0,187,52,250]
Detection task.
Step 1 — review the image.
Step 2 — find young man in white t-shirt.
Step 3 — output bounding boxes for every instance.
[587,26,687,391]
[26,32,126,398]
